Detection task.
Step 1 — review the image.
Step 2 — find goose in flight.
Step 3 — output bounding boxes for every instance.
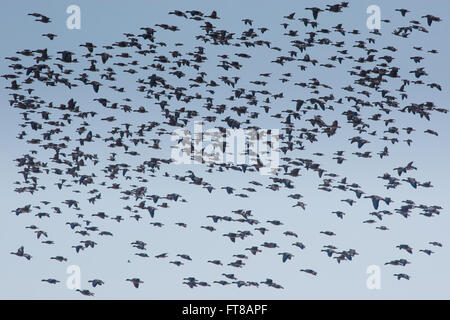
[395,9,410,17]
[260,278,284,289]
[364,195,386,210]
[10,246,31,260]
[76,289,94,296]
[126,278,144,288]
[421,14,442,26]
[293,242,306,250]
[385,259,410,266]
[300,269,318,276]
[393,273,410,280]
[305,7,324,20]
[28,13,51,23]
[88,279,105,287]
[177,254,192,261]
[278,252,294,263]
[42,279,60,284]
[245,246,262,255]
[396,244,413,254]
[429,242,443,247]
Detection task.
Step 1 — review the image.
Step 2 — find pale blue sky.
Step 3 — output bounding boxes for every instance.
[1,0,449,299]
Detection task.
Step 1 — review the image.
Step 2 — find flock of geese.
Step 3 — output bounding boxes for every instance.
[3,3,446,296]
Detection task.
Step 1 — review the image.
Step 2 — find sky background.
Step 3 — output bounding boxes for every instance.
[1,0,450,299]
